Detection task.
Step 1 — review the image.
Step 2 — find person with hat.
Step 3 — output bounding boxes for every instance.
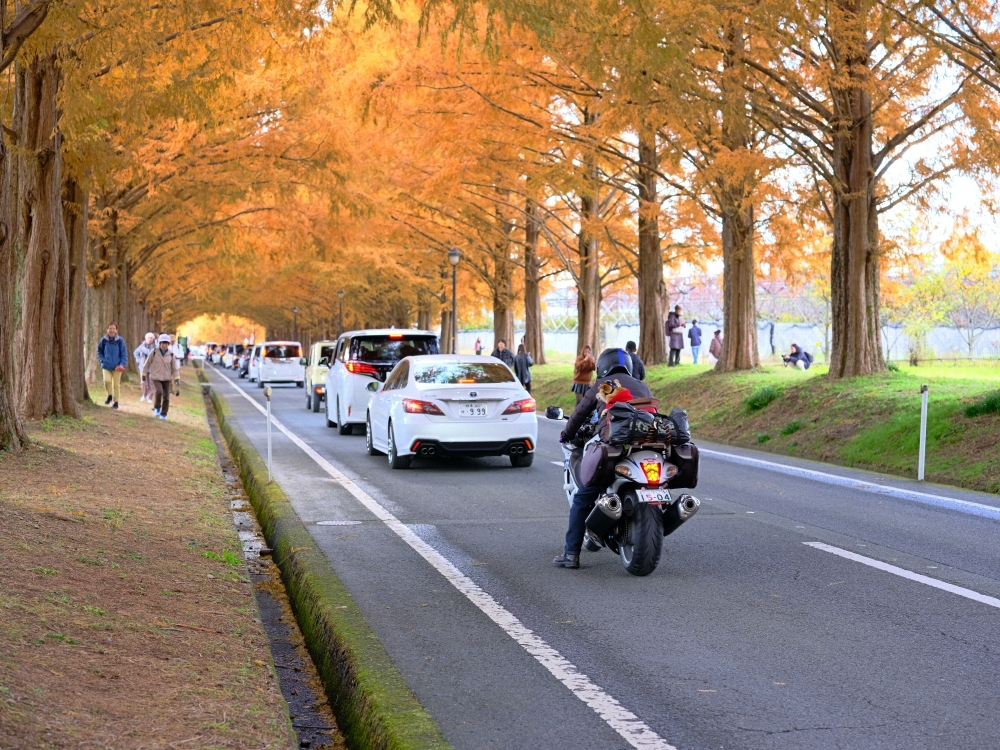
[133,333,156,403]
[142,334,180,420]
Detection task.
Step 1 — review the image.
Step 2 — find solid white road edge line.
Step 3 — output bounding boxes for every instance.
[215,371,675,750]
[700,448,1000,522]
[804,542,1000,610]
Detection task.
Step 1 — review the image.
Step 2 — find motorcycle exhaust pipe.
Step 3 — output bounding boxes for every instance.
[585,494,622,538]
[662,494,700,537]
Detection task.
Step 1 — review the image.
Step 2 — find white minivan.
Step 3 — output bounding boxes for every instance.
[254,341,304,388]
[325,329,439,434]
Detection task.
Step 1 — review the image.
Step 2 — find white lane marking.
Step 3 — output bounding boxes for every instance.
[316,520,363,526]
[804,542,1000,610]
[214,370,675,750]
[701,448,1000,522]
[551,461,564,467]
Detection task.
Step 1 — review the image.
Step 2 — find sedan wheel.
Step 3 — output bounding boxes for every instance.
[366,415,382,456]
[387,423,410,470]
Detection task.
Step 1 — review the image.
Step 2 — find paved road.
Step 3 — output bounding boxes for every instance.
[206,366,1000,750]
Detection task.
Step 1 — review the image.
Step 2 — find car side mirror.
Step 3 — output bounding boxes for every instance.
[366,381,379,392]
[299,357,308,366]
[319,357,329,367]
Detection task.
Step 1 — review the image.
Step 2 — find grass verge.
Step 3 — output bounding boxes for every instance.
[531,361,1000,493]
[0,369,294,748]
[208,381,450,750]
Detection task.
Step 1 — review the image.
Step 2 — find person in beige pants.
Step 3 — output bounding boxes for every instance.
[142,334,180,420]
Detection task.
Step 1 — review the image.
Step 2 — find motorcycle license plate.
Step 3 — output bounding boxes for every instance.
[458,402,488,417]
[637,489,672,504]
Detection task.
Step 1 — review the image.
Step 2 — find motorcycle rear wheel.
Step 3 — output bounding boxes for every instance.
[619,500,662,576]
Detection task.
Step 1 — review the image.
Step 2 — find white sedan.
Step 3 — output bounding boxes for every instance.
[365,355,537,469]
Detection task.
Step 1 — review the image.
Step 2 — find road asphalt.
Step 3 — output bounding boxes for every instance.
[205,365,1000,750]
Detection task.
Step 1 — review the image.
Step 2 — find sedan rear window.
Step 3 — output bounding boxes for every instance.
[263,345,302,359]
[351,336,439,362]
[413,363,516,384]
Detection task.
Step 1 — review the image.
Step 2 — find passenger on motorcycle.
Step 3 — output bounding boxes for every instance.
[553,348,653,569]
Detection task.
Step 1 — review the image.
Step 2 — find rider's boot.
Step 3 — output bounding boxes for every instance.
[552,551,580,569]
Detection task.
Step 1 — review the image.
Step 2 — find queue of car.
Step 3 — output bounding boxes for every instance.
[208,329,537,469]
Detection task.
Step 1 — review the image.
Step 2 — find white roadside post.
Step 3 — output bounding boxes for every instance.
[918,384,929,482]
[264,386,273,482]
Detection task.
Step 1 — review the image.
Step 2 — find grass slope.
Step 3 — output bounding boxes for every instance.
[531,362,1000,494]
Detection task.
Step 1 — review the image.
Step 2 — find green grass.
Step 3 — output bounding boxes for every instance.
[531,360,1000,493]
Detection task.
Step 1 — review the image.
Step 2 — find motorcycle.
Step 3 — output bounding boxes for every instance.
[562,411,700,577]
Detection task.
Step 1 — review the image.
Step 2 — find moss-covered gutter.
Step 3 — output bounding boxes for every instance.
[204,374,449,750]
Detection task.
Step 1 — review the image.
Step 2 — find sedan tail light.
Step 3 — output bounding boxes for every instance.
[502,398,536,415]
[346,361,379,376]
[403,398,444,415]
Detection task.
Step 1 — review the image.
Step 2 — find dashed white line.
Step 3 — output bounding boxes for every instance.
[804,542,1000,610]
[214,370,676,750]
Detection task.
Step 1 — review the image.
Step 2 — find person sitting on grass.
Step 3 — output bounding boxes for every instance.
[782,343,814,370]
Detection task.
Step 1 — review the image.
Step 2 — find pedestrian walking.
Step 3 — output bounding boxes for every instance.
[571,345,596,404]
[688,320,703,364]
[709,330,723,363]
[133,333,156,403]
[169,336,185,390]
[142,334,180,420]
[475,337,483,356]
[491,339,515,368]
[97,323,128,410]
[513,344,534,392]
[625,341,646,381]
[665,305,686,366]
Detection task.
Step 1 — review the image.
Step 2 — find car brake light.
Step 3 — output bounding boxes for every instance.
[502,398,536,415]
[403,399,444,415]
[389,333,403,339]
[346,361,379,376]
[640,461,661,485]
[458,378,476,384]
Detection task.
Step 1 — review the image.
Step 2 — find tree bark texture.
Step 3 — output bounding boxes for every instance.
[636,133,667,365]
[0,115,26,449]
[714,20,759,372]
[14,54,78,419]
[64,178,89,404]
[85,199,127,383]
[491,204,515,348]
[828,27,884,379]
[523,198,545,364]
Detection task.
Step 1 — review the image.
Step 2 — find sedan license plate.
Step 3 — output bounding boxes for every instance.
[637,489,672,504]
[458,402,488,417]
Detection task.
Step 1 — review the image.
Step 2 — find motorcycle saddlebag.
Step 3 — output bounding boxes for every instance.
[666,441,699,489]
[580,441,623,488]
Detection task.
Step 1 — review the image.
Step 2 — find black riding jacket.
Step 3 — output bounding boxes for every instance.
[563,372,652,441]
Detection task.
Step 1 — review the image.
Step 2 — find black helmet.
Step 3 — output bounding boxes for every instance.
[596,348,633,378]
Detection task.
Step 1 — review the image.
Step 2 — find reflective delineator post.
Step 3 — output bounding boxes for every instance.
[264,386,273,483]
[918,384,928,482]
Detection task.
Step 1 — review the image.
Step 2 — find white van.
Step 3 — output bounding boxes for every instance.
[254,341,304,388]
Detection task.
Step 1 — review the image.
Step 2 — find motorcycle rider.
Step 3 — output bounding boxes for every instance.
[553,348,653,569]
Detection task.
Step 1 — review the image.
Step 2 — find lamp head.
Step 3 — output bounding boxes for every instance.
[448,247,461,266]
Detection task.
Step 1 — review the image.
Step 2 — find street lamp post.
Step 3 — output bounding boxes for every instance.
[292,306,299,341]
[337,289,345,335]
[448,247,461,354]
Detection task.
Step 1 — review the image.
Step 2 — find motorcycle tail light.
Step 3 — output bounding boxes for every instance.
[346,360,379,376]
[403,398,444,415]
[640,461,662,484]
[502,398,536,415]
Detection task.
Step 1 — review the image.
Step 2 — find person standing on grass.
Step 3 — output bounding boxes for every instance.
[625,341,646,381]
[513,344,534,392]
[142,334,180,420]
[97,323,128,410]
[572,345,596,404]
[665,305,686,366]
[709,330,723,363]
[688,320,703,364]
[133,333,156,403]
[475,337,483,356]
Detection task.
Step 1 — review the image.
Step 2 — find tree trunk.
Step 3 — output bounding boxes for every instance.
[492,204,516,348]
[637,132,667,365]
[713,20,760,372]
[439,302,453,355]
[14,54,78,420]
[828,35,884,379]
[64,178,89,404]
[523,198,545,364]
[0,114,26,449]
[86,199,125,384]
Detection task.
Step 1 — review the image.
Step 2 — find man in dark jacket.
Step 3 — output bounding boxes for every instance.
[490,339,515,368]
[625,341,646,381]
[553,348,654,569]
[688,320,703,364]
[97,323,128,410]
